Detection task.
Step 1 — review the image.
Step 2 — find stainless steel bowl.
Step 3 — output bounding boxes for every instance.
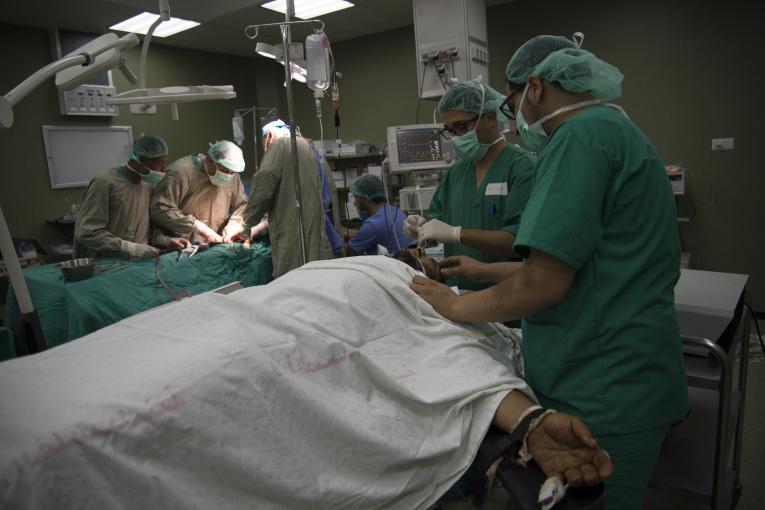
[58,258,96,282]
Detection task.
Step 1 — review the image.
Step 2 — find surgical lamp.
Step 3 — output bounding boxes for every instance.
[106,0,236,120]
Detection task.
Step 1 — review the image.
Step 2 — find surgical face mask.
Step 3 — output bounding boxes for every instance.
[451,84,503,162]
[452,128,504,162]
[357,207,370,221]
[516,82,602,152]
[128,160,165,184]
[208,161,234,186]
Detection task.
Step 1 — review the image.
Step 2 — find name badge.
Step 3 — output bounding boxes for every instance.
[485,182,508,196]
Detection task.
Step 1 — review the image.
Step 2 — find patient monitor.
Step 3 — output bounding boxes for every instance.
[386,124,454,213]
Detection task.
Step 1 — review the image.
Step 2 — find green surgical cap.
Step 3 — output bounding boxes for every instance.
[129,134,168,161]
[350,175,386,201]
[208,140,245,172]
[437,80,506,116]
[506,35,624,101]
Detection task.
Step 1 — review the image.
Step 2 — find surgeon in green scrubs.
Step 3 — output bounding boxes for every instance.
[410,36,688,509]
[403,80,535,290]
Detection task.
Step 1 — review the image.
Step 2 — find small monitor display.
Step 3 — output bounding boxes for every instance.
[396,128,443,164]
[387,124,454,173]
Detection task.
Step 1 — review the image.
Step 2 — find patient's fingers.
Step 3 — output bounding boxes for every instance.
[579,463,600,486]
[593,449,615,479]
[569,415,597,449]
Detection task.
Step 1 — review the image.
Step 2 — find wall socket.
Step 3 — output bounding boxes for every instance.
[711,137,734,151]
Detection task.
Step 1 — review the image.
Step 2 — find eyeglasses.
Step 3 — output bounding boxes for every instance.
[439,115,479,140]
[499,88,522,120]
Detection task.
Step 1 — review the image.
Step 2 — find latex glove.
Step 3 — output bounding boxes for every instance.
[121,240,159,259]
[527,412,614,488]
[194,219,223,243]
[222,220,245,243]
[168,237,191,250]
[403,214,426,238]
[250,219,269,239]
[418,219,461,246]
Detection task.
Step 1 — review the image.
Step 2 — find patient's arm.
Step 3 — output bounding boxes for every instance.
[492,391,614,487]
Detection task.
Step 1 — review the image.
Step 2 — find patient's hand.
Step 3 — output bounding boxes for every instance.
[528,413,614,487]
[410,275,458,319]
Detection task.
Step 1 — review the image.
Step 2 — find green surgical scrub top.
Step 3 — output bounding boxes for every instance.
[428,144,535,290]
[514,105,688,436]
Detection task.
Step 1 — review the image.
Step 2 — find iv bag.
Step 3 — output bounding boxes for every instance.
[232,115,245,145]
[306,33,330,93]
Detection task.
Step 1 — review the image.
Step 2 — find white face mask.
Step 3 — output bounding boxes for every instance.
[127,160,164,184]
[209,169,233,186]
[515,82,602,151]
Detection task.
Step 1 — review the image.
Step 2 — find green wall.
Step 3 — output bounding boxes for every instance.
[290,0,764,308]
[2,0,763,307]
[0,22,267,254]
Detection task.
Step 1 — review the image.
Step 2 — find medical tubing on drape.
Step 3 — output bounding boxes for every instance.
[155,255,191,300]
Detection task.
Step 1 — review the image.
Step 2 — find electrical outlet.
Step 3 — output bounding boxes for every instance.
[711,137,734,151]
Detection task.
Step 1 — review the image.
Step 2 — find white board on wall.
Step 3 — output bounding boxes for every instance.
[42,125,133,189]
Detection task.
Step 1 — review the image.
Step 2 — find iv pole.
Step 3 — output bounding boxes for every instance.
[245,3,324,267]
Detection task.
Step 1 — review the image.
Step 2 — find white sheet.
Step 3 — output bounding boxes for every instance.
[0,256,531,510]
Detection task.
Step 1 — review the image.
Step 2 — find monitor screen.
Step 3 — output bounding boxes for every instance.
[396,127,443,164]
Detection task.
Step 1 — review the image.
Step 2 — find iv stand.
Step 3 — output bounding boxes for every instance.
[245,5,324,267]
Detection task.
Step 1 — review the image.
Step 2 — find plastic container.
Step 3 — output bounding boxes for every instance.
[305,33,330,93]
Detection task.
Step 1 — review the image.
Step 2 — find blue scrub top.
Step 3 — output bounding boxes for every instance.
[349,204,414,255]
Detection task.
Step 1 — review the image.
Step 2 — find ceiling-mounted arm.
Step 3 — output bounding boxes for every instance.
[1,33,139,129]
[139,0,171,89]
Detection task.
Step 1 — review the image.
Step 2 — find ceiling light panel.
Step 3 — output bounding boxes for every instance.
[260,0,354,20]
[110,12,200,38]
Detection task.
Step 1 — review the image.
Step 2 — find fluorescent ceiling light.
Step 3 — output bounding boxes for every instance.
[110,12,200,38]
[261,0,354,20]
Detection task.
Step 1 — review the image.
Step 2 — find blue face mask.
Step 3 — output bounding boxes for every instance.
[357,208,370,221]
[516,82,602,152]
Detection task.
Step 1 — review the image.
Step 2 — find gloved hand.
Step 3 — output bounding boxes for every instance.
[250,219,269,239]
[121,240,159,259]
[403,214,426,238]
[194,219,223,243]
[168,237,191,250]
[418,219,461,246]
[222,220,245,243]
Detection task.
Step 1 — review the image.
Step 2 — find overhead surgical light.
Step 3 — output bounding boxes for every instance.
[255,42,280,59]
[289,62,307,83]
[260,0,354,20]
[109,11,200,38]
